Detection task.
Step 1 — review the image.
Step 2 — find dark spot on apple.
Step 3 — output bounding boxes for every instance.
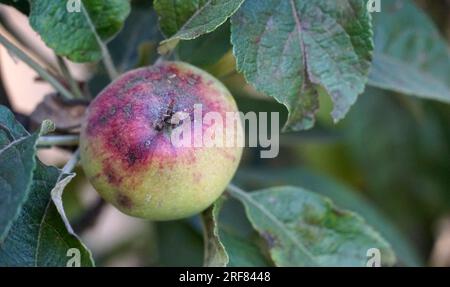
[117,193,133,209]
[127,152,137,165]
[193,172,202,183]
[122,103,133,119]
[103,162,122,185]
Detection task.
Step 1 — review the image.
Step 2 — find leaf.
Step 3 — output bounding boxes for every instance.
[0,0,29,14]
[0,162,94,267]
[215,197,272,267]
[235,167,422,266]
[220,230,271,267]
[156,0,245,54]
[154,0,208,37]
[177,21,231,67]
[29,0,130,62]
[340,86,450,257]
[228,185,396,267]
[0,106,54,242]
[156,220,203,266]
[231,0,373,131]
[50,173,77,234]
[368,0,450,103]
[201,199,229,267]
[108,2,163,72]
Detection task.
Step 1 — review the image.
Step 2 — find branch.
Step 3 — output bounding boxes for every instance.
[37,134,80,147]
[56,56,84,99]
[80,3,118,80]
[61,148,80,174]
[0,32,75,100]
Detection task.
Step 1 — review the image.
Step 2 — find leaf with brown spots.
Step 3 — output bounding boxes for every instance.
[231,0,373,130]
[228,185,396,267]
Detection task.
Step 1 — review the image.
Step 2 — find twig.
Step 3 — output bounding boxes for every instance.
[61,148,80,174]
[226,182,245,197]
[37,134,80,147]
[56,56,84,99]
[80,3,118,80]
[0,32,75,100]
[0,21,60,76]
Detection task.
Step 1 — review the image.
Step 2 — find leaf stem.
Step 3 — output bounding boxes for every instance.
[226,182,246,197]
[80,3,118,80]
[0,32,75,100]
[62,148,80,174]
[37,135,80,147]
[56,56,84,99]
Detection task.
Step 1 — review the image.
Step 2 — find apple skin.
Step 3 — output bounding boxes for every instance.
[80,61,243,220]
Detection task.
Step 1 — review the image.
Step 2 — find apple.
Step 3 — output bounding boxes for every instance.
[80,61,243,220]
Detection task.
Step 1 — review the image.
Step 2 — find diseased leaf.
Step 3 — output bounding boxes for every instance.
[231,0,373,131]
[0,106,54,242]
[0,0,29,14]
[156,0,244,54]
[29,0,130,62]
[0,162,94,267]
[235,167,422,266]
[201,199,229,267]
[368,0,450,104]
[229,185,396,267]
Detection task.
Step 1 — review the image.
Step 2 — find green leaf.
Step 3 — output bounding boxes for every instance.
[368,0,450,104]
[235,167,422,266]
[0,162,94,267]
[339,86,450,257]
[109,3,163,72]
[220,230,271,267]
[231,0,373,131]
[0,0,29,14]
[154,0,208,37]
[216,197,272,267]
[201,199,229,267]
[156,220,203,266]
[29,0,130,62]
[0,106,54,242]
[156,0,244,54]
[177,21,231,67]
[228,185,396,267]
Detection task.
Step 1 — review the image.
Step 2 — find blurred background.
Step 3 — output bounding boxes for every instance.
[0,0,449,266]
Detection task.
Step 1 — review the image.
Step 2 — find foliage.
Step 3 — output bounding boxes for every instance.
[0,0,449,267]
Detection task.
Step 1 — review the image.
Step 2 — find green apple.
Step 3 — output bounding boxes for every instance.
[80,61,243,220]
